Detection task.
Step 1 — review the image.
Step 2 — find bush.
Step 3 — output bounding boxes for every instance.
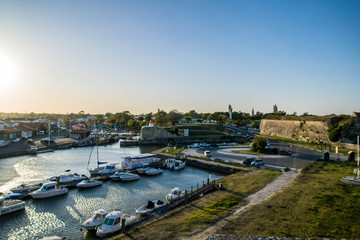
[251,137,267,153]
[328,125,341,142]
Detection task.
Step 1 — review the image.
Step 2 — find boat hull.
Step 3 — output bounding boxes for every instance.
[31,188,69,199]
[0,200,25,216]
[76,181,102,188]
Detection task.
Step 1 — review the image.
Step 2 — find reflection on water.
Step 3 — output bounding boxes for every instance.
[0,143,225,239]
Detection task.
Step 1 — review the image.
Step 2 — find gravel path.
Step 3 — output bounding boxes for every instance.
[186,169,299,240]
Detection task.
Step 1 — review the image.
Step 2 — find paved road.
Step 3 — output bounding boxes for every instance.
[184,140,345,169]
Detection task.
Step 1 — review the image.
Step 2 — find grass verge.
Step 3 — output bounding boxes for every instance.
[111,169,282,240]
[205,160,360,238]
[231,149,271,156]
[161,147,186,155]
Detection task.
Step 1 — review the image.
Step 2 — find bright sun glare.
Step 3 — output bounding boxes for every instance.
[0,53,19,93]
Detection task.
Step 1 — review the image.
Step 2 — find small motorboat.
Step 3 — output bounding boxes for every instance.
[341,176,360,185]
[166,187,185,203]
[119,172,140,182]
[81,209,109,231]
[76,179,103,188]
[110,171,127,181]
[98,163,121,177]
[136,200,166,216]
[39,237,69,240]
[10,183,43,194]
[164,159,185,171]
[30,183,69,199]
[0,197,26,216]
[3,193,23,200]
[145,168,163,176]
[50,173,88,182]
[135,166,149,175]
[96,211,137,237]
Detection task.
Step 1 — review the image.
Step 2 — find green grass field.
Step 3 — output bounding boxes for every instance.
[203,160,360,238]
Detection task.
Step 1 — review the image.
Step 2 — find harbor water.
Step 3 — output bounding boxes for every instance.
[0,142,225,239]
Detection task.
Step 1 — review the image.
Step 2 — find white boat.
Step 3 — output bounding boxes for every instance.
[96,211,137,237]
[166,187,185,203]
[98,163,121,177]
[76,179,103,188]
[30,183,68,199]
[122,153,161,171]
[165,159,185,171]
[145,168,163,176]
[10,183,43,193]
[0,140,9,148]
[81,209,109,231]
[110,171,127,181]
[49,173,88,186]
[135,200,166,216]
[341,176,360,185]
[39,237,69,240]
[0,197,26,216]
[120,172,140,182]
[135,165,150,175]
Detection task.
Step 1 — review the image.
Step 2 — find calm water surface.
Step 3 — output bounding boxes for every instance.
[0,142,225,239]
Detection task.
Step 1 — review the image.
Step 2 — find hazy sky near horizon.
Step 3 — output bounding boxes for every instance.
[0,0,359,116]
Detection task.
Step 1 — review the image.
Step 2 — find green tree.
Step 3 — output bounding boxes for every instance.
[168,109,182,126]
[154,109,168,126]
[139,120,147,128]
[251,137,267,153]
[273,104,278,114]
[145,112,153,122]
[186,110,200,119]
[185,115,192,123]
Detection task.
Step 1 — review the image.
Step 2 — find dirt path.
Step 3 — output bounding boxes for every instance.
[185,169,299,240]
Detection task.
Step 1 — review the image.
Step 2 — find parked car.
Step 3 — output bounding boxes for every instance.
[199,142,210,148]
[279,150,292,155]
[204,150,211,157]
[11,138,21,143]
[41,137,54,144]
[27,139,34,144]
[251,159,265,167]
[241,157,255,165]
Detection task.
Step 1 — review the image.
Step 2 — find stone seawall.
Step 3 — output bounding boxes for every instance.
[140,126,178,141]
[260,119,330,143]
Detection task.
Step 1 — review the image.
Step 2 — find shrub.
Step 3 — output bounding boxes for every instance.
[251,137,267,153]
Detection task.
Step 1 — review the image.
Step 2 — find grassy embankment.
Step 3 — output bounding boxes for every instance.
[198,160,360,239]
[111,169,282,240]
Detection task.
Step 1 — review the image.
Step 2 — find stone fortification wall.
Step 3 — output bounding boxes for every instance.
[140,126,178,141]
[260,119,330,143]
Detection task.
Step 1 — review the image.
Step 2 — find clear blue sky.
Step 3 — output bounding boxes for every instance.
[0,0,359,115]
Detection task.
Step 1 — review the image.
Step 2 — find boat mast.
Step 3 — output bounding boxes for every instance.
[96,122,99,168]
[357,135,359,178]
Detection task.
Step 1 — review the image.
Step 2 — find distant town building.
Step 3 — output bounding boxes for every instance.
[70,130,91,140]
[352,112,360,118]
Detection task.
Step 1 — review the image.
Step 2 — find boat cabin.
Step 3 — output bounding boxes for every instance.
[103,211,123,226]
[93,209,109,221]
[40,183,58,191]
[170,187,183,195]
